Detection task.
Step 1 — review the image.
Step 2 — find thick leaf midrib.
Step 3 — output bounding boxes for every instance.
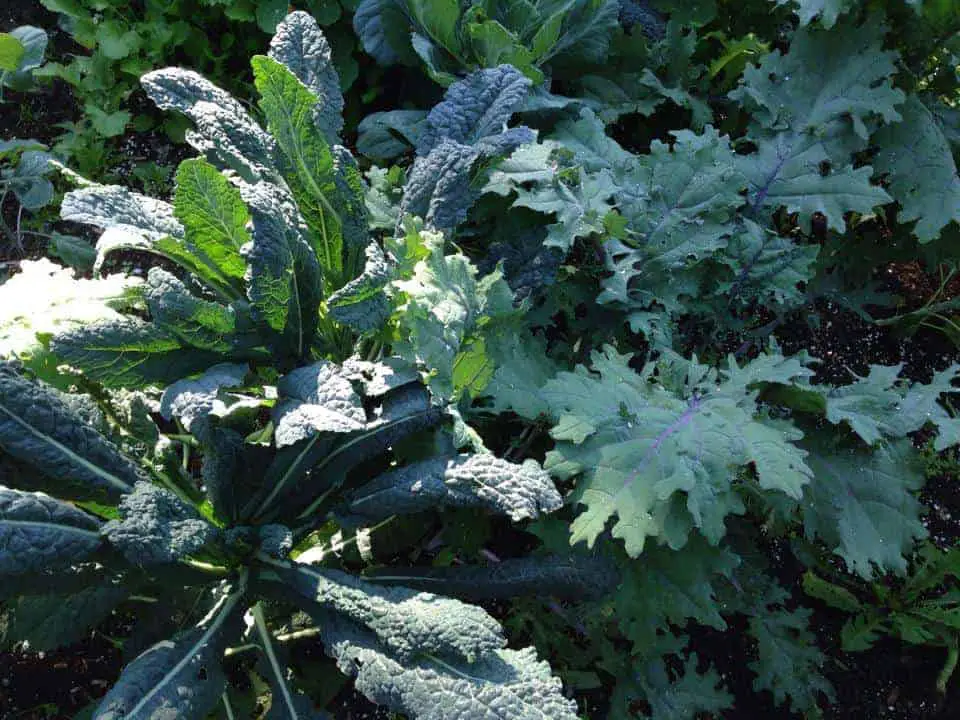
[258,59,342,271]
[0,518,100,541]
[252,602,299,717]
[0,400,133,495]
[124,585,245,716]
[252,406,440,522]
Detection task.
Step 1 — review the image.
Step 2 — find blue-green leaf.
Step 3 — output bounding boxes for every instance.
[0,487,102,575]
[0,366,142,500]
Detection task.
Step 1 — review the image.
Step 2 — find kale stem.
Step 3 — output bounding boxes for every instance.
[936,636,959,694]
[221,693,236,720]
[183,559,230,575]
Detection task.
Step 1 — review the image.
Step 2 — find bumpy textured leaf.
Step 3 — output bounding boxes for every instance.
[737,130,891,231]
[0,584,127,651]
[417,65,532,154]
[873,95,960,243]
[252,55,354,291]
[401,66,535,233]
[364,555,618,601]
[802,436,927,578]
[273,361,366,447]
[268,11,344,143]
[61,185,184,243]
[345,453,562,522]
[401,140,482,232]
[542,347,813,555]
[61,185,188,273]
[239,181,323,358]
[144,269,254,355]
[0,487,102,574]
[159,363,249,433]
[172,158,250,288]
[51,317,222,388]
[252,382,445,522]
[93,585,246,719]
[272,561,505,662]
[327,241,393,333]
[0,366,142,499]
[141,68,276,181]
[318,613,579,720]
[102,481,222,566]
[731,18,903,138]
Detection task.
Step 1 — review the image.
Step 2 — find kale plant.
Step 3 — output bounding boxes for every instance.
[0,11,615,718]
[338,0,960,715]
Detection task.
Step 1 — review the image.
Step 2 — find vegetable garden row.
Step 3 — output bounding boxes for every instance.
[1,1,959,718]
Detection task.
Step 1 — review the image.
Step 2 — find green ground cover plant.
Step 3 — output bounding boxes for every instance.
[1,0,960,717]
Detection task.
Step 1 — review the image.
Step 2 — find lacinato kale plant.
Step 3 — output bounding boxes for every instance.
[0,12,618,719]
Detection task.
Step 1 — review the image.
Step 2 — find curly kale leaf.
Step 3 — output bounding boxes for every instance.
[873,95,960,243]
[731,17,902,230]
[801,435,927,578]
[799,362,960,450]
[268,10,343,144]
[318,612,579,720]
[102,481,222,566]
[749,606,834,713]
[600,127,745,313]
[392,230,516,400]
[0,365,143,500]
[770,0,857,28]
[615,537,739,649]
[732,17,903,138]
[0,487,102,575]
[542,346,814,556]
[344,453,562,522]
